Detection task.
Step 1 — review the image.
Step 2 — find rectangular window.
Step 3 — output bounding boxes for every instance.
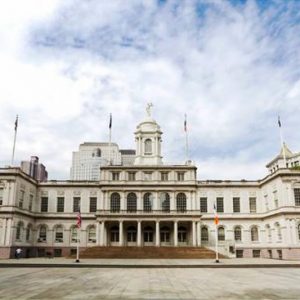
[0,188,3,205]
[236,250,243,258]
[294,189,300,206]
[73,197,81,212]
[177,172,185,181]
[128,172,136,181]
[252,250,261,258]
[89,197,97,212]
[273,191,278,208]
[249,197,256,213]
[29,194,33,211]
[216,197,224,213]
[233,197,240,213]
[144,172,152,181]
[19,190,25,209]
[161,172,169,181]
[200,197,207,213]
[41,197,48,212]
[57,197,64,212]
[112,172,120,181]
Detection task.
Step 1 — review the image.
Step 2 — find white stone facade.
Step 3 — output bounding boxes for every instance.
[1,115,300,259]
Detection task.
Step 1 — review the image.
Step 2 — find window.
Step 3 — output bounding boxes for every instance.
[177,172,185,181]
[127,226,137,242]
[73,197,80,212]
[298,224,300,240]
[127,193,137,212]
[110,193,121,212]
[264,195,269,211]
[266,225,271,242]
[275,223,282,241]
[200,198,207,213]
[70,226,78,243]
[252,249,260,258]
[160,226,170,242]
[16,222,23,241]
[95,148,101,157]
[294,189,300,206]
[236,250,243,258]
[19,190,25,209]
[161,192,170,212]
[161,172,169,181]
[88,226,96,243]
[218,226,225,241]
[57,197,65,212]
[38,225,47,242]
[251,226,259,242]
[0,188,3,205]
[178,226,187,243]
[55,225,64,243]
[41,197,48,212]
[216,197,224,213]
[28,195,33,211]
[273,191,278,208]
[26,225,32,241]
[144,172,152,181]
[128,172,136,181]
[144,226,153,242]
[110,226,119,242]
[89,197,97,213]
[233,197,240,213]
[143,193,153,212]
[201,226,209,242]
[176,193,187,212]
[234,226,242,241]
[144,139,152,154]
[249,197,256,213]
[112,172,120,181]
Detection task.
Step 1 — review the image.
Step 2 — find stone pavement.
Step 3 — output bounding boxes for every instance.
[0,266,300,299]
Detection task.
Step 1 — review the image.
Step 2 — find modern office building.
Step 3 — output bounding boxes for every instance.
[20,156,48,182]
[0,109,300,260]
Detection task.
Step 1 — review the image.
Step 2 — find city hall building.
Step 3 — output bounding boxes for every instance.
[0,110,300,260]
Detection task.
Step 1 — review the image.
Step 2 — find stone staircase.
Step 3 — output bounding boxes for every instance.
[77,246,226,259]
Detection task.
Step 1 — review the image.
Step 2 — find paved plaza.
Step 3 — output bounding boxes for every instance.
[0,260,300,299]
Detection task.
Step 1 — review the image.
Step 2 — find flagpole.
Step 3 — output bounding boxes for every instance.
[214,202,219,263]
[11,115,18,166]
[76,231,80,263]
[108,113,112,165]
[278,116,287,168]
[184,114,189,163]
[75,206,81,263]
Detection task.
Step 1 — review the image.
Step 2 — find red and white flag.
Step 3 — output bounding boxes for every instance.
[76,210,82,228]
[213,203,219,225]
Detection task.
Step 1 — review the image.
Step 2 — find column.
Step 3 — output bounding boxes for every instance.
[137,220,142,247]
[155,221,160,246]
[119,221,123,246]
[96,222,100,245]
[1,218,7,245]
[291,219,297,244]
[192,221,196,247]
[100,221,105,246]
[197,222,201,246]
[5,219,12,246]
[174,221,178,247]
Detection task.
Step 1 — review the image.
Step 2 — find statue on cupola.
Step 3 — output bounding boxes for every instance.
[133,103,163,165]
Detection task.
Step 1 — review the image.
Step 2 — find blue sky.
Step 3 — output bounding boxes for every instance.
[0,0,300,180]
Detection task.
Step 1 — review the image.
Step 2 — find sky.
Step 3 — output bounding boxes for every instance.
[0,0,300,180]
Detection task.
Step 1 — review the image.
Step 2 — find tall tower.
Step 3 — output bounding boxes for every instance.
[134,104,163,165]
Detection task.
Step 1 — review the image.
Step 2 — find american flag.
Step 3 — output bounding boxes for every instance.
[76,210,82,228]
[14,115,18,131]
[278,116,281,128]
[184,114,187,132]
[109,113,112,129]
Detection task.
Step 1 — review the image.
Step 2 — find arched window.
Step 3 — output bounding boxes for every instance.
[160,226,170,242]
[87,225,96,243]
[96,148,101,157]
[218,226,225,241]
[38,225,47,242]
[127,226,137,242]
[55,225,64,243]
[201,226,209,242]
[127,193,137,212]
[161,192,170,212]
[176,193,187,212]
[110,193,121,212]
[70,226,78,243]
[298,224,300,240]
[275,223,282,241]
[143,193,153,212]
[26,224,32,241]
[144,226,154,242]
[144,139,152,154]
[16,221,24,241]
[110,226,119,242]
[251,226,259,242]
[178,226,187,243]
[234,226,242,242]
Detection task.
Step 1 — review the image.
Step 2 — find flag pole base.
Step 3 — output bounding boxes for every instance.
[215,259,219,263]
[75,259,80,263]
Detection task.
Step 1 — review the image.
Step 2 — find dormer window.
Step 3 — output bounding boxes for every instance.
[144,139,152,155]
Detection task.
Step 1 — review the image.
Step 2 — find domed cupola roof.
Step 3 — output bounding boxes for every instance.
[135,116,162,133]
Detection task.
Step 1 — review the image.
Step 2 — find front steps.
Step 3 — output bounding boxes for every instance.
[77,246,227,259]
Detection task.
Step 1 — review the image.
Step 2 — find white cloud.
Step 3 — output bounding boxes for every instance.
[0,0,300,180]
